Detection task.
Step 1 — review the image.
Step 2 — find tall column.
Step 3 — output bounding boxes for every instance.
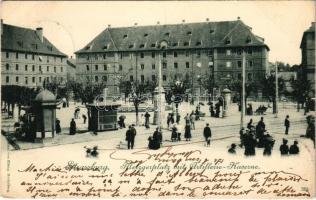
[241,51,246,129]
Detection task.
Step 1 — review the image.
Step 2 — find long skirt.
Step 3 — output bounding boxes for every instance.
[184,125,191,139]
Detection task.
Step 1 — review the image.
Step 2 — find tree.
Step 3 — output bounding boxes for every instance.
[228,80,256,106]
[262,75,285,113]
[290,76,312,112]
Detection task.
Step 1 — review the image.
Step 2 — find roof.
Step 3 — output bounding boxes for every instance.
[300,22,315,49]
[75,20,269,54]
[1,23,67,57]
[35,89,56,102]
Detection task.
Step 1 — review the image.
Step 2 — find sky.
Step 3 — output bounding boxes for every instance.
[1,1,315,65]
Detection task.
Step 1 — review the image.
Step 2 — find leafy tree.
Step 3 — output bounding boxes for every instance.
[290,76,312,112]
[262,75,285,113]
[228,80,256,105]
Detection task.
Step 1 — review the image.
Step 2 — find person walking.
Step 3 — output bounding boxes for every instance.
[153,127,163,147]
[256,117,265,140]
[284,115,290,135]
[126,125,136,149]
[203,123,212,143]
[190,111,195,130]
[289,141,299,154]
[209,102,215,117]
[69,118,76,135]
[280,139,289,155]
[176,113,181,124]
[247,119,253,130]
[144,112,151,129]
[171,124,178,142]
[184,123,192,141]
[56,119,61,134]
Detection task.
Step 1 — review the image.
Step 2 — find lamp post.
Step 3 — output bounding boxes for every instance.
[240,50,246,129]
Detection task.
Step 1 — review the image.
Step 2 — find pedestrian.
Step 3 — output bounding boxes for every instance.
[126,125,136,149]
[184,123,192,141]
[56,119,61,134]
[263,143,272,156]
[247,119,253,130]
[239,127,245,148]
[284,115,290,135]
[171,124,178,142]
[82,114,87,124]
[69,118,76,135]
[153,127,163,145]
[118,115,126,128]
[209,102,215,117]
[215,102,220,118]
[190,111,195,130]
[170,113,175,125]
[228,143,236,154]
[289,141,299,155]
[144,111,151,129]
[256,117,265,140]
[203,123,212,143]
[244,132,256,156]
[167,113,172,128]
[195,106,200,121]
[184,113,190,126]
[176,113,181,124]
[279,138,289,155]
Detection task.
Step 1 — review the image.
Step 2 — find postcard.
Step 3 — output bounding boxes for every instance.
[0,1,315,198]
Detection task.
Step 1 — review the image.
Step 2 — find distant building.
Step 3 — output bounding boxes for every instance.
[66,57,77,81]
[300,22,315,95]
[1,20,69,88]
[75,18,269,95]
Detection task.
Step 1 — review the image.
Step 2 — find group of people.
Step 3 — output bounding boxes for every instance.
[209,101,222,118]
[280,139,300,155]
[148,127,163,150]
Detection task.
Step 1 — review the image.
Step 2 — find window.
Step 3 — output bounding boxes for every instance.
[25,77,28,84]
[163,62,167,69]
[226,61,231,68]
[210,29,214,34]
[152,64,155,70]
[196,51,201,58]
[39,77,42,83]
[104,65,107,71]
[94,54,98,60]
[248,61,253,67]
[130,75,134,82]
[6,52,9,58]
[16,52,18,59]
[225,38,231,45]
[6,76,9,83]
[25,53,28,59]
[16,64,19,71]
[247,49,253,55]
[152,75,156,81]
[139,44,145,48]
[140,52,144,58]
[32,54,35,60]
[172,42,178,47]
[141,75,145,83]
[119,65,123,71]
[187,31,192,35]
[246,36,252,44]
[174,62,178,69]
[196,41,201,46]
[61,67,63,73]
[238,61,242,68]
[87,55,90,60]
[32,77,35,83]
[39,65,42,71]
[102,76,107,82]
[208,50,213,57]
[184,42,189,46]
[95,65,98,71]
[185,51,189,57]
[129,44,134,49]
[144,33,148,37]
[165,32,170,37]
[163,75,167,81]
[226,49,231,55]
[141,64,144,70]
[163,52,166,58]
[152,52,155,58]
[248,73,252,81]
[103,54,106,59]
[174,52,178,57]
[32,65,35,71]
[86,65,90,71]
[25,65,28,71]
[237,49,242,55]
[47,66,49,72]
[186,62,190,68]
[6,64,9,70]
[47,56,49,63]
[16,76,19,83]
[95,76,99,82]
[123,34,128,39]
[53,66,56,73]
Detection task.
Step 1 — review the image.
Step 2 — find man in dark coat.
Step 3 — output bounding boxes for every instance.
[209,102,215,117]
[289,141,299,154]
[69,118,76,135]
[279,139,289,155]
[144,112,151,129]
[56,119,61,134]
[256,117,265,139]
[284,115,290,135]
[126,125,136,149]
[203,123,212,142]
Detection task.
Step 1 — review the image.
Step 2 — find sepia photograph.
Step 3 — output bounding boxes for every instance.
[0,1,315,198]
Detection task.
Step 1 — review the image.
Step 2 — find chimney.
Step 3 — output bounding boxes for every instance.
[36,27,43,42]
[157,21,160,25]
[237,16,241,20]
[182,19,185,24]
[206,18,209,22]
[134,22,138,26]
[108,24,111,28]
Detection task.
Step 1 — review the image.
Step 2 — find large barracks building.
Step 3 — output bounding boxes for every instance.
[75,18,269,95]
[1,20,69,88]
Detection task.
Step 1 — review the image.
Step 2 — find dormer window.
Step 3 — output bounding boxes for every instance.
[165,32,170,37]
[184,41,189,46]
[151,43,156,47]
[144,33,148,37]
[123,34,128,39]
[47,46,53,51]
[210,29,215,34]
[129,44,134,49]
[246,36,252,44]
[32,44,38,49]
[187,31,192,35]
[196,41,202,46]
[225,37,231,45]
[103,45,108,50]
[172,42,178,47]
[85,45,90,50]
[139,44,145,48]
[17,41,23,47]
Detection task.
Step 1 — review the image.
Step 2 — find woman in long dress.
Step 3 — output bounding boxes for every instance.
[184,124,191,141]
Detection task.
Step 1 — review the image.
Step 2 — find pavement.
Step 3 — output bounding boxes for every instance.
[1,100,313,151]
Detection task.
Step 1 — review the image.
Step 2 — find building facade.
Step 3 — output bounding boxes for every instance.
[1,21,68,88]
[75,18,269,95]
[300,22,315,95]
